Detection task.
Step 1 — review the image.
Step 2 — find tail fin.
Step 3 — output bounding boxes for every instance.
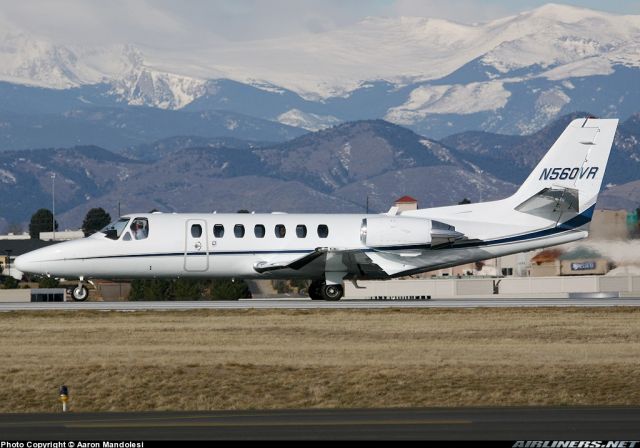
[510,118,618,217]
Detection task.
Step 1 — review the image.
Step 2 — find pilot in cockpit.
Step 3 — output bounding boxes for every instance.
[131,219,148,240]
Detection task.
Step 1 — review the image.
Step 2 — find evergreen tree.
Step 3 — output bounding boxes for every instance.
[128,278,251,301]
[129,279,174,301]
[37,276,60,288]
[128,280,146,301]
[29,209,58,239]
[82,208,112,237]
[173,278,204,300]
[1,276,19,289]
[208,279,251,300]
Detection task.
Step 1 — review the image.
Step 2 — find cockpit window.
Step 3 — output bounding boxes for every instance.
[100,218,130,240]
[130,218,149,240]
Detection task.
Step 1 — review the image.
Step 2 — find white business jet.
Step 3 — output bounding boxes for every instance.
[16,118,618,301]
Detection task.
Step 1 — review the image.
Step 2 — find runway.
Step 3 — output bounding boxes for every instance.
[1,297,640,311]
[1,407,639,440]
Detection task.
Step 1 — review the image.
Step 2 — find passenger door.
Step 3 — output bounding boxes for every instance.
[184,219,209,272]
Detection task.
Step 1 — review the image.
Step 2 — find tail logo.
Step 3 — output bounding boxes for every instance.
[539,167,598,181]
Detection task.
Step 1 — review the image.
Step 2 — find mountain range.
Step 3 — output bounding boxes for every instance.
[0,4,639,142]
[1,113,639,233]
[0,3,639,232]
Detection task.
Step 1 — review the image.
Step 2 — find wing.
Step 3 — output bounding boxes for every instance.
[252,247,413,280]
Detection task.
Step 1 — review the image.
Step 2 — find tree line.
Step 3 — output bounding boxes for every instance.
[129,278,251,301]
[26,207,112,239]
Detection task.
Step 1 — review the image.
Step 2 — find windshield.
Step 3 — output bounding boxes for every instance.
[100,218,130,240]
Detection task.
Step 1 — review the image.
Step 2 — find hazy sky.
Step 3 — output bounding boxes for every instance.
[1,0,639,46]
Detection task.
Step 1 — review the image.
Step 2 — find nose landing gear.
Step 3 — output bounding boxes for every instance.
[72,285,88,301]
[70,277,89,302]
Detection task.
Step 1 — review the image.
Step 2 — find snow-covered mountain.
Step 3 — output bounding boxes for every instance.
[277,109,341,131]
[0,32,209,110]
[0,4,639,136]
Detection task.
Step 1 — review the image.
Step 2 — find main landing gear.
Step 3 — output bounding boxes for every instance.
[308,280,344,301]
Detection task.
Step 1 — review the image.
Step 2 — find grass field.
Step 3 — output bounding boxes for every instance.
[1,307,639,412]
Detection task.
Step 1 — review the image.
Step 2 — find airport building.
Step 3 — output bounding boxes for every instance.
[0,229,84,241]
[393,195,419,212]
[39,230,85,241]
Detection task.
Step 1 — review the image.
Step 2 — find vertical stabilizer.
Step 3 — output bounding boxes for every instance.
[510,118,618,214]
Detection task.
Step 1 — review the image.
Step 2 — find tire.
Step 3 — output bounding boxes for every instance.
[322,284,343,301]
[72,285,89,302]
[308,280,323,300]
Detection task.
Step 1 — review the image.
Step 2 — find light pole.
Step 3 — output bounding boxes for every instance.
[51,173,56,241]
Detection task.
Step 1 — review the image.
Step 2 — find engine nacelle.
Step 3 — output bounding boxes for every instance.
[360,217,464,248]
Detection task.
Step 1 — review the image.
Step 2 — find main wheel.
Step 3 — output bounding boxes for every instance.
[308,280,323,300]
[321,283,343,301]
[72,285,89,302]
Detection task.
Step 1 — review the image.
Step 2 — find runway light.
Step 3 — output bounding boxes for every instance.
[59,385,69,412]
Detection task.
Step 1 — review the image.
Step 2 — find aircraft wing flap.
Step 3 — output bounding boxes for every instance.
[253,246,427,279]
[253,248,329,273]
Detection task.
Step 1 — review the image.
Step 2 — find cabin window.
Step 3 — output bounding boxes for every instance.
[213,224,224,238]
[191,224,202,238]
[296,225,307,238]
[317,224,329,238]
[123,232,132,241]
[100,218,130,240]
[275,224,286,238]
[234,224,245,238]
[131,218,149,240]
[254,224,265,238]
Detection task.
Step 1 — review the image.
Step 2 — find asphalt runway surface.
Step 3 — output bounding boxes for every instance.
[1,407,639,440]
[1,297,640,311]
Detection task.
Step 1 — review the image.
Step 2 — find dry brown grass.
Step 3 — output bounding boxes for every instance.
[1,307,639,412]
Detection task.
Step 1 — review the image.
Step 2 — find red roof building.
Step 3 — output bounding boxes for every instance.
[394,195,418,204]
[394,195,418,211]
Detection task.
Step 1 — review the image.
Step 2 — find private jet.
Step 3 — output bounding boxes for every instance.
[15,118,618,301]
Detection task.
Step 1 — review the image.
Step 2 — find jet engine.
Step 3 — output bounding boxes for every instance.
[360,217,464,248]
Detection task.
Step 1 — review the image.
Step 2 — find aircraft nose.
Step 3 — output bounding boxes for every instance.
[14,252,35,274]
[14,247,55,275]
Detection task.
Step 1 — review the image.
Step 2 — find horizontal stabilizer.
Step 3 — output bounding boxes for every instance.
[515,186,579,220]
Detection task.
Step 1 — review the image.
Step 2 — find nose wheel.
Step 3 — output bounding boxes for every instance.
[71,282,89,301]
